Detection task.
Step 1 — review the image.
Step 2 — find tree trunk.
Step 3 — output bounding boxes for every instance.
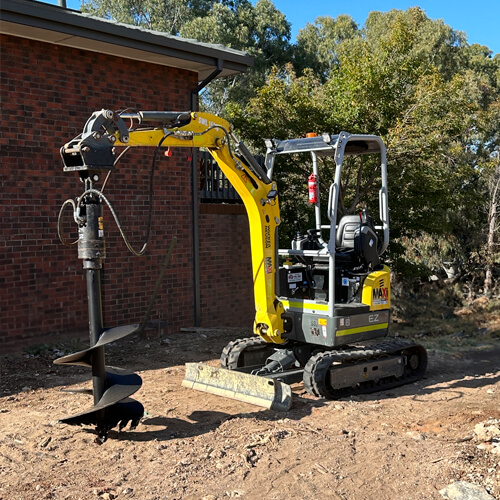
[484,163,500,297]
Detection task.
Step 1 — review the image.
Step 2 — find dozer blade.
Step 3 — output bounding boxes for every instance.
[182,363,292,412]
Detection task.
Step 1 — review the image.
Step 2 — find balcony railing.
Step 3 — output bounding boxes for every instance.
[199,151,240,203]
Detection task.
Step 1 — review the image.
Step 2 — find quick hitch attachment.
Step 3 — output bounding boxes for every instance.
[54,191,143,443]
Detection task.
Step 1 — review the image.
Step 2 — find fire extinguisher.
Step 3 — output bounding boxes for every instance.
[308,173,319,204]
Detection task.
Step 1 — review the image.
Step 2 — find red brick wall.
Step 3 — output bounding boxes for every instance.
[199,205,254,330]
[1,34,253,350]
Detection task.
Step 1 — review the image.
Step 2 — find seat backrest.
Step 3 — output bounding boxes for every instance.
[336,215,361,249]
[356,225,380,268]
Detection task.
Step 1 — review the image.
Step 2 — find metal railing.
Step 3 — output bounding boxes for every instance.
[199,151,240,203]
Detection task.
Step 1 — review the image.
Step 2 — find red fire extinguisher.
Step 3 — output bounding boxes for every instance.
[308,173,319,204]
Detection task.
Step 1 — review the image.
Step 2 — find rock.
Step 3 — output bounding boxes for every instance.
[474,422,500,442]
[439,481,495,499]
[406,431,426,441]
[99,492,117,500]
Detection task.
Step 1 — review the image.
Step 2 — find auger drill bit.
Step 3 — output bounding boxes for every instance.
[54,193,143,442]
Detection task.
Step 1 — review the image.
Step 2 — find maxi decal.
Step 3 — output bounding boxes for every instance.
[372,286,389,305]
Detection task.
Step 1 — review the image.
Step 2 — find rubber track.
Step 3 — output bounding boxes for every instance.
[303,339,427,399]
[220,337,271,369]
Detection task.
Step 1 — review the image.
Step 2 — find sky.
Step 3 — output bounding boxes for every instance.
[49,0,499,55]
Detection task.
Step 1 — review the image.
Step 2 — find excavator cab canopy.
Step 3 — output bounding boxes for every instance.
[264,131,389,256]
[268,134,384,157]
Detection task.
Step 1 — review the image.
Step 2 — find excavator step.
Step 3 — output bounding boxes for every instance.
[182,363,292,412]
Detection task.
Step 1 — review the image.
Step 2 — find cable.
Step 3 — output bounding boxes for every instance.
[76,188,148,256]
[60,125,232,255]
[72,131,172,257]
[100,145,131,194]
[57,199,79,246]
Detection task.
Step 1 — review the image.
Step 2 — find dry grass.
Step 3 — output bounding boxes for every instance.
[390,279,500,352]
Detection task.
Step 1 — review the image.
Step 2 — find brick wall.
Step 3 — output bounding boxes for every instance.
[199,205,254,330]
[0,34,254,350]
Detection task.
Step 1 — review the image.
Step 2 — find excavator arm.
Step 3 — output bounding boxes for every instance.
[61,109,285,343]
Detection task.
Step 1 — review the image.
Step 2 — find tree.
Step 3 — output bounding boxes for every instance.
[82,0,191,34]
[294,15,359,80]
[230,8,500,281]
[180,0,292,113]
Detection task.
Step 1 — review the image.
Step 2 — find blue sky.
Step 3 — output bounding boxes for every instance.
[50,0,499,55]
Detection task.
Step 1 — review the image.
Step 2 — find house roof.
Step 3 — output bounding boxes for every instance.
[0,0,254,80]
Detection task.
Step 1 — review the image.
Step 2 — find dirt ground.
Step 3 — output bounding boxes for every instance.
[1,324,499,500]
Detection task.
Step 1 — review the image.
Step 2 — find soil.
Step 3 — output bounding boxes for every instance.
[1,326,499,500]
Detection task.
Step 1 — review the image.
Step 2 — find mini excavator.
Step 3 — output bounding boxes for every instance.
[56,109,427,437]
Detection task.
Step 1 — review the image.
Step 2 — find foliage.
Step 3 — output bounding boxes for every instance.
[230,7,500,282]
[82,0,192,34]
[294,15,359,80]
[183,0,293,112]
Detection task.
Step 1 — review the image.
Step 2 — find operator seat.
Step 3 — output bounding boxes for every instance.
[335,213,380,270]
[336,215,361,252]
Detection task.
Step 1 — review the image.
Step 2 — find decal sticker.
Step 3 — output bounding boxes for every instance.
[318,318,327,326]
[372,287,389,305]
[287,273,302,283]
[265,257,273,274]
[264,225,271,248]
[310,319,320,336]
